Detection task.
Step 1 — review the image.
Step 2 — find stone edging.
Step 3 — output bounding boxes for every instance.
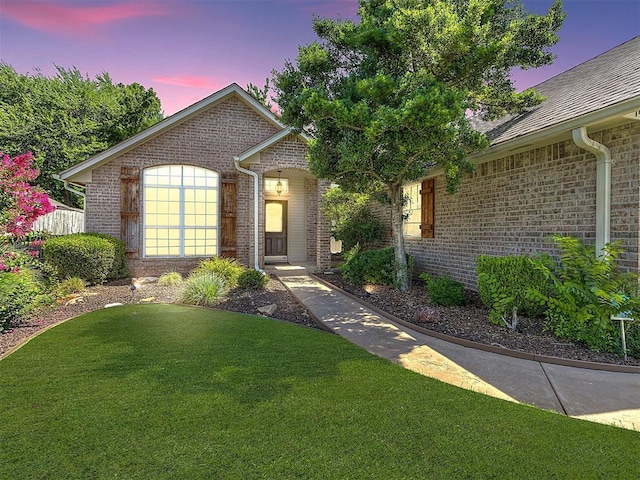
[310,274,640,374]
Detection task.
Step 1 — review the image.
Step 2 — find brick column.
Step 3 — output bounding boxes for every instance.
[316,179,332,271]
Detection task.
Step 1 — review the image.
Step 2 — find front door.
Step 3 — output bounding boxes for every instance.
[265,200,287,261]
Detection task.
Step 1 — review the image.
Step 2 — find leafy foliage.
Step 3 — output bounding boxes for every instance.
[340,245,412,287]
[0,268,41,332]
[0,65,162,205]
[0,151,55,237]
[43,233,117,285]
[322,186,387,250]
[180,272,228,307]
[477,254,549,326]
[237,269,269,290]
[84,232,128,280]
[528,236,640,353]
[420,273,465,306]
[273,0,564,290]
[192,257,245,289]
[158,272,184,286]
[54,277,86,296]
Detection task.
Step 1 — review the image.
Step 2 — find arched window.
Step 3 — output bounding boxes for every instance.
[143,165,219,257]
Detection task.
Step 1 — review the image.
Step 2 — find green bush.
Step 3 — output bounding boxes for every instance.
[420,273,465,306]
[322,187,387,250]
[340,246,412,287]
[180,272,228,307]
[625,322,640,359]
[192,257,245,289]
[158,272,183,286]
[0,268,41,332]
[43,234,116,285]
[528,236,640,353]
[477,254,549,325]
[238,269,269,290]
[85,233,128,280]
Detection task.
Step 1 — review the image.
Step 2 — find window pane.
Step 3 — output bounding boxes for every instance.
[266,203,283,232]
[144,165,219,258]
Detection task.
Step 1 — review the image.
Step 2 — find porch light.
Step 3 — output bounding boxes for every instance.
[275,170,284,195]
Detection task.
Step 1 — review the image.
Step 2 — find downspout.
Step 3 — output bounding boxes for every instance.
[233,158,264,273]
[571,127,611,256]
[52,174,87,232]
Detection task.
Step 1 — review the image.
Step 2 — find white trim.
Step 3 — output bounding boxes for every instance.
[235,127,311,163]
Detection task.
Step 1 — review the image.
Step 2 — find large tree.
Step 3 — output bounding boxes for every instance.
[0,65,163,206]
[273,0,564,290]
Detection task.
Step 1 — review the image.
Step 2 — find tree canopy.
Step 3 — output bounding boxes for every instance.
[273,0,564,290]
[0,65,163,206]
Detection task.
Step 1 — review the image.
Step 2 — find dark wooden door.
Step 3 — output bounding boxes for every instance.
[265,200,287,256]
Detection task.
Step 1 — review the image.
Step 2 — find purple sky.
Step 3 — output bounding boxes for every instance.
[1,0,638,116]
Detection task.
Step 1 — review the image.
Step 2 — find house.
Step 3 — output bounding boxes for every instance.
[402,36,640,288]
[57,83,332,277]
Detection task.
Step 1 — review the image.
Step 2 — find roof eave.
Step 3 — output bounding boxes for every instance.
[475,96,640,162]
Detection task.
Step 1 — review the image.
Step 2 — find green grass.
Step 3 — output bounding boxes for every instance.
[1,304,638,479]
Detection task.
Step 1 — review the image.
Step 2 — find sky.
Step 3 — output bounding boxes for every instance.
[0,0,638,116]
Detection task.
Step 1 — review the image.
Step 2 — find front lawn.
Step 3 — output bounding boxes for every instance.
[1,304,638,478]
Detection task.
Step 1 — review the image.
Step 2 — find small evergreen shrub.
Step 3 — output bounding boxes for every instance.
[420,273,465,306]
[180,272,227,307]
[158,272,183,286]
[238,269,268,290]
[477,254,549,325]
[528,237,640,353]
[0,268,41,332]
[43,234,115,285]
[192,257,245,289]
[340,246,412,287]
[85,233,128,280]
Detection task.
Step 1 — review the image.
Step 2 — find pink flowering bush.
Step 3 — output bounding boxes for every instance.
[0,152,55,237]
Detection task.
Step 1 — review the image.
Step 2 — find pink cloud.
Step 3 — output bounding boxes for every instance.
[1,0,170,37]
[153,75,220,89]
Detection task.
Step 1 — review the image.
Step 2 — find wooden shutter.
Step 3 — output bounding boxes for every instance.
[220,175,237,258]
[420,178,435,238]
[120,166,140,259]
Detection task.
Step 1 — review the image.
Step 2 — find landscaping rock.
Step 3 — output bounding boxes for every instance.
[414,307,440,324]
[257,304,277,316]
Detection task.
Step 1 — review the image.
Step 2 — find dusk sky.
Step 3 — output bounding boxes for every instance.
[1,0,638,116]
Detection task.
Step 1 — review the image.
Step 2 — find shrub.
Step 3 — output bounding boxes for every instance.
[180,272,227,307]
[477,254,549,325]
[0,268,41,332]
[238,269,269,290]
[322,187,387,250]
[528,236,640,353]
[420,273,465,306]
[55,276,86,296]
[85,233,128,280]
[43,234,116,285]
[340,246,412,287]
[192,257,245,289]
[158,272,183,286]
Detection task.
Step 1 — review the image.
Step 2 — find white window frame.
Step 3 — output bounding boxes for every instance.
[403,182,422,237]
[142,165,220,258]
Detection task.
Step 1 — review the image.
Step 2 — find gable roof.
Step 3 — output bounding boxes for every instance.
[471,36,640,150]
[58,83,305,183]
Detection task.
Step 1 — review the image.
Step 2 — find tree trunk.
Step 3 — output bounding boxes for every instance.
[389,185,409,291]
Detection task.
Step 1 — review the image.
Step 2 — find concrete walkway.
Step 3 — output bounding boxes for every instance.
[268,265,640,431]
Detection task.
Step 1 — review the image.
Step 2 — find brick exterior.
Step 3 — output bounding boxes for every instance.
[84,95,328,276]
[404,121,640,289]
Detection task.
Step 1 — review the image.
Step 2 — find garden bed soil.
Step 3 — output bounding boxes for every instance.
[2,273,638,367]
[315,273,640,367]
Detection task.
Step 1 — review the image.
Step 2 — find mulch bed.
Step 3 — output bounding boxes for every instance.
[3,272,639,367]
[315,273,640,367]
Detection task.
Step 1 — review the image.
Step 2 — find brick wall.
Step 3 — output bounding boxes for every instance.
[405,121,640,289]
[85,94,286,276]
